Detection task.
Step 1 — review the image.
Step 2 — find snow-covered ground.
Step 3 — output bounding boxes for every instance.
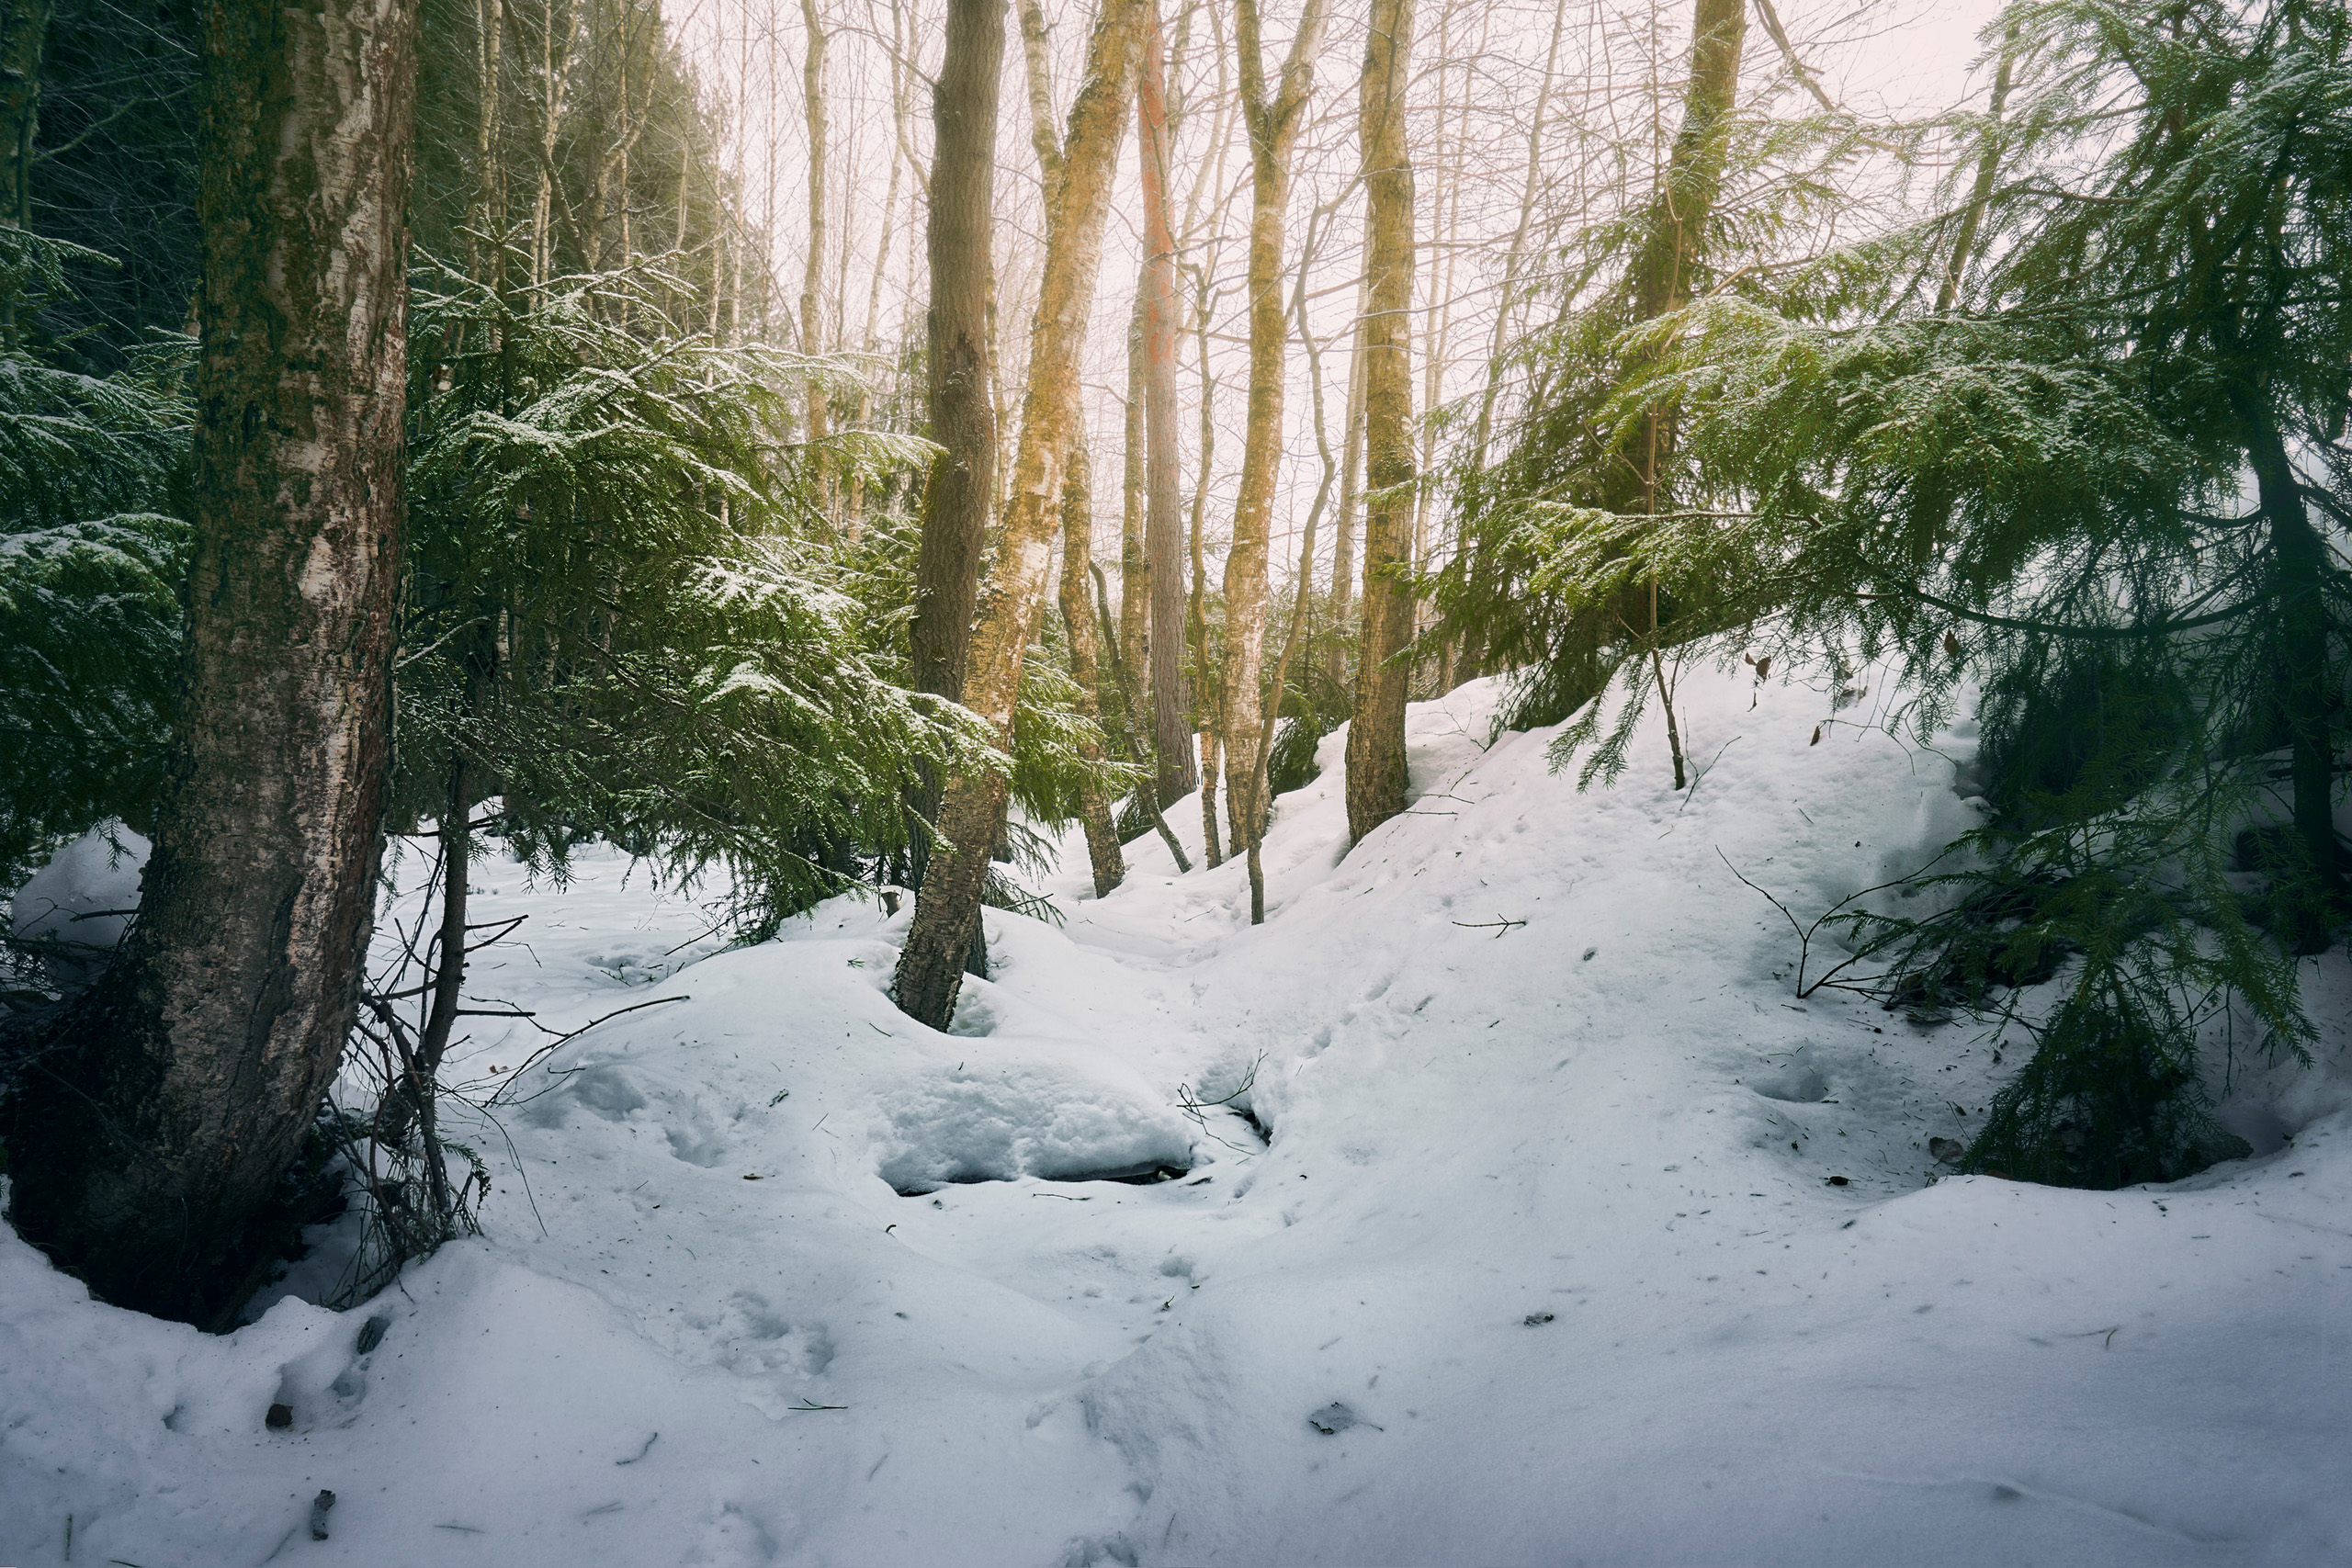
[6,663,2350,1566]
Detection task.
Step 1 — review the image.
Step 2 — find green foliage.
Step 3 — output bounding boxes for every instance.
[1430,73,1900,732]
[398,266,989,933]
[1962,991,2251,1188]
[15,0,201,373]
[1475,0,2352,1187]
[1264,659,1352,798]
[0,231,191,886]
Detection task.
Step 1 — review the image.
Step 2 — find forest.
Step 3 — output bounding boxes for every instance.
[0,0,2347,1561]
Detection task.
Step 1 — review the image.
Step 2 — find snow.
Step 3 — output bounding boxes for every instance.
[8,822,146,993]
[6,662,2351,1566]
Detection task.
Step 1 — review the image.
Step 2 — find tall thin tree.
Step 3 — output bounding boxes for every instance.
[1341,0,1417,843]
[903,0,1003,830]
[1219,0,1329,857]
[1136,0,1194,808]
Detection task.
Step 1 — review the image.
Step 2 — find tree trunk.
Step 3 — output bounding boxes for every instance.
[1327,298,1365,688]
[1342,0,1417,844]
[0,0,49,347]
[0,0,43,228]
[799,0,830,513]
[468,0,504,290]
[1094,557,1193,874]
[1119,299,1150,708]
[1936,28,2015,315]
[7,0,416,1324]
[530,0,572,288]
[1624,0,1745,455]
[1602,0,1746,791]
[906,0,1001,710]
[1136,0,1194,808]
[848,0,916,538]
[1189,267,1220,865]
[1059,442,1126,897]
[893,0,1137,1030]
[1218,0,1328,858]
[1454,0,1565,685]
[2249,407,2340,940]
[1198,728,1222,865]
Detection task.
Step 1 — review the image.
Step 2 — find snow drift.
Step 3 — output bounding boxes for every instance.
[3,661,2346,1567]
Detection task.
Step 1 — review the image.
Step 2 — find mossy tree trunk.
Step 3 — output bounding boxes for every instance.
[7,0,417,1324]
[893,0,1139,1028]
[1342,0,1417,844]
[1218,0,1328,858]
[902,0,1003,879]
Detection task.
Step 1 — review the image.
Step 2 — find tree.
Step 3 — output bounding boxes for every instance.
[0,0,49,347]
[894,0,1140,1028]
[1218,0,1329,858]
[1057,439,1126,896]
[8,0,419,1323]
[1341,0,1416,844]
[1136,0,1195,810]
[798,0,829,509]
[1513,0,2349,1184]
[0,233,187,892]
[903,0,1003,840]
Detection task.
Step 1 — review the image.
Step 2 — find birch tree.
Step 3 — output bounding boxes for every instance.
[1218,0,1329,857]
[9,0,418,1323]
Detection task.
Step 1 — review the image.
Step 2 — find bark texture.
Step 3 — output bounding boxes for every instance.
[893,0,1138,1029]
[1218,0,1327,857]
[1136,0,1194,808]
[1119,302,1150,706]
[1613,0,1747,790]
[1057,442,1126,897]
[1622,0,1745,487]
[905,0,1002,709]
[1342,0,1416,844]
[7,0,417,1323]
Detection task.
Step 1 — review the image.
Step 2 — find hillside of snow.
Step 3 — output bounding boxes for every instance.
[5,663,2350,1566]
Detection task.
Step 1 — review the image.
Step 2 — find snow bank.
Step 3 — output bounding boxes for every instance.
[5,659,2347,1567]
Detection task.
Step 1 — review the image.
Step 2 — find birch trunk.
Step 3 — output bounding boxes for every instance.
[1218,0,1329,857]
[1342,0,1417,844]
[8,0,416,1323]
[894,0,1138,1028]
[848,0,918,538]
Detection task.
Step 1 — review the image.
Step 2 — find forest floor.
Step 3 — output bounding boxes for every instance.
[5,665,2351,1566]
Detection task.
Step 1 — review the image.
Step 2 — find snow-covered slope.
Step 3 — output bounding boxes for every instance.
[5,664,2348,1566]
